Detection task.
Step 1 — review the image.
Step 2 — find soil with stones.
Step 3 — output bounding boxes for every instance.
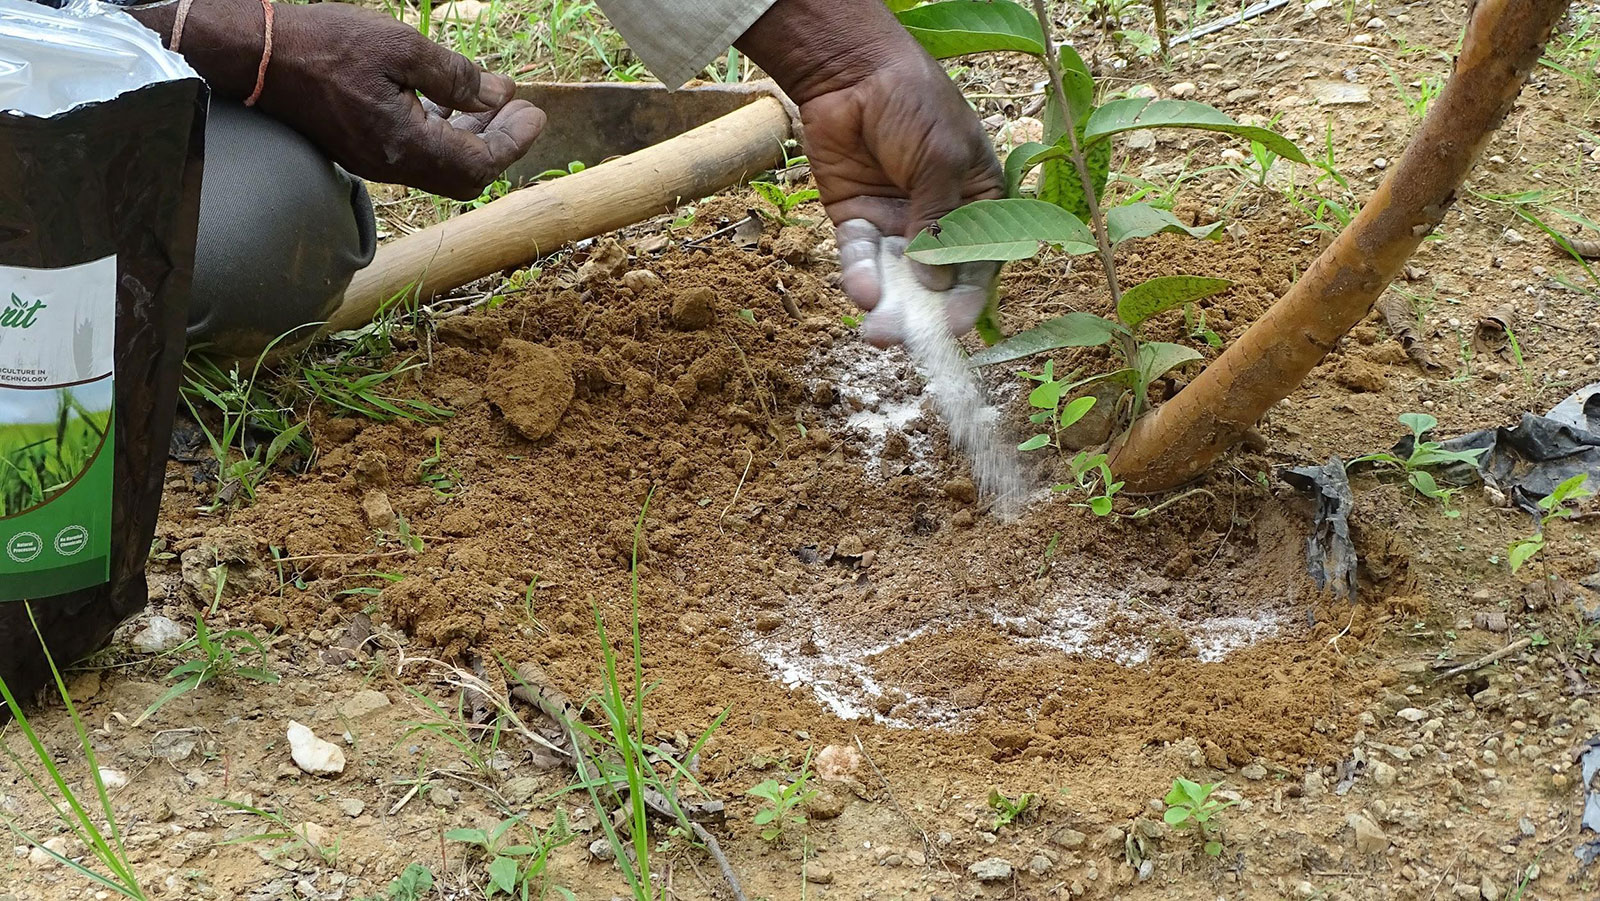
[5,2,1600,900]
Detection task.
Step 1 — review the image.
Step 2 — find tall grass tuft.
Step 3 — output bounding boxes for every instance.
[0,603,147,899]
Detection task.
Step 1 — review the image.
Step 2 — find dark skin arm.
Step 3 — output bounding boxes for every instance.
[131,0,545,200]
[735,0,1005,344]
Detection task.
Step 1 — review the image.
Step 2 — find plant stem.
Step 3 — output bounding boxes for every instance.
[1028,0,1142,411]
[1154,0,1170,55]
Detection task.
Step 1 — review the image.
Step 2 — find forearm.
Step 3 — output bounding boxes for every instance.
[129,0,264,99]
[733,0,925,103]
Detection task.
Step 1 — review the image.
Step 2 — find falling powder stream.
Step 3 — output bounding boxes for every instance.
[874,243,1028,518]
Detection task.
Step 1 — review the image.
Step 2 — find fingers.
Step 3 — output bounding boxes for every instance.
[939,261,1000,335]
[847,233,999,348]
[836,219,883,310]
[403,36,514,114]
[410,100,546,199]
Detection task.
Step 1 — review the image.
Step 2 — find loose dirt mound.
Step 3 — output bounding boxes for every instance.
[198,205,1362,791]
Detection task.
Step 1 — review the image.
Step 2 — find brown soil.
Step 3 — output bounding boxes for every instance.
[6,3,1600,901]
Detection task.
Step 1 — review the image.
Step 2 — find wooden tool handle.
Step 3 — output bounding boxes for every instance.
[324,96,794,336]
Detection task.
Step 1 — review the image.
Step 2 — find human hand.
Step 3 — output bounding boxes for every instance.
[260,3,545,199]
[838,221,998,347]
[734,0,1004,345]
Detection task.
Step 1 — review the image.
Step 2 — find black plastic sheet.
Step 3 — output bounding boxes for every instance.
[1284,383,1600,598]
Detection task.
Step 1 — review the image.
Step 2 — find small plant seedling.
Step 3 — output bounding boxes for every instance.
[1055,449,1124,516]
[1163,778,1235,856]
[1508,473,1594,573]
[751,180,820,226]
[988,788,1038,831]
[418,436,462,499]
[1016,360,1098,453]
[135,616,279,726]
[215,799,341,866]
[1349,413,1487,516]
[749,757,819,843]
[446,813,575,899]
[373,863,435,901]
[531,160,587,183]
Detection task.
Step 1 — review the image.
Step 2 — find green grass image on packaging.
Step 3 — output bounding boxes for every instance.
[0,381,112,518]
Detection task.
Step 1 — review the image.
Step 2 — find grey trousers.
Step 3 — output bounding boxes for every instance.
[188,103,377,358]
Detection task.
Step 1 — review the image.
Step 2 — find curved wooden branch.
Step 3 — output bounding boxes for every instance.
[1110,0,1571,492]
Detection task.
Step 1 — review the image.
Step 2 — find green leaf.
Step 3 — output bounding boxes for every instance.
[1085,99,1308,164]
[1407,469,1444,499]
[1508,536,1544,573]
[1059,45,1095,124]
[753,809,778,826]
[1397,411,1438,440]
[1004,141,1050,198]
[1546,473,1594,508]
[907,199,1094,265]
[1205,840,1223,856]
[974,288,1004,345]
[897,0,1044,58]
[1135,342,1204,385]
[969,312,1121,366]
[1089,496,1114,516]
[1117,276,1232,331]
[487,856,519,896]
[445,828,488,846]
[1163,806,1192,826]
[264,422,307,468]
[1019,434,1051,451]
[1060,395,1097,427]
[1106,203,1223,245]
[1037,131,1111,220]
[1042,45,1096,141]
[387,864,434,901]
[135,674,204,726]
[1029,379,1066,409]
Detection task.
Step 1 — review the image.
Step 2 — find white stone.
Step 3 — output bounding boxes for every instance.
[97,768,128,790]
[1310,81,1372,106]
[1369,760,1398,787]
[1351,813,1390,854]
[287,721,345,776]
[815,744,861,781]
[1503,228,1527,244]
[1170,81,1198,98]
[131,616,186,654]
[1397,707,1428,723]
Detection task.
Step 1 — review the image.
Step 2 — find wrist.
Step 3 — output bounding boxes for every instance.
[131,0,268,99]
[734,0,926,104]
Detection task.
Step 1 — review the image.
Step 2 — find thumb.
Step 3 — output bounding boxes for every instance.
[403,37,513,113]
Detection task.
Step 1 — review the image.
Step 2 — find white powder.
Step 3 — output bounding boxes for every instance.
[877,247,1028,518]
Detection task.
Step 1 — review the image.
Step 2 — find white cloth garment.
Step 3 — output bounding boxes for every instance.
[595,0,776,88]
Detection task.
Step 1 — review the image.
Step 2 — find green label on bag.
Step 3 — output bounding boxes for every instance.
[0,257,115,600]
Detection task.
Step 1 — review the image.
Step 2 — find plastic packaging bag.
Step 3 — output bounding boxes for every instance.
[0,0,205,699]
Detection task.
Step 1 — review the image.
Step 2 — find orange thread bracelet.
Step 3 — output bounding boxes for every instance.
[243,0,273,108]
[169,0,196,51]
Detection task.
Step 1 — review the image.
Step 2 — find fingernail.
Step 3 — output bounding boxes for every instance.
[477,74,514,108]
